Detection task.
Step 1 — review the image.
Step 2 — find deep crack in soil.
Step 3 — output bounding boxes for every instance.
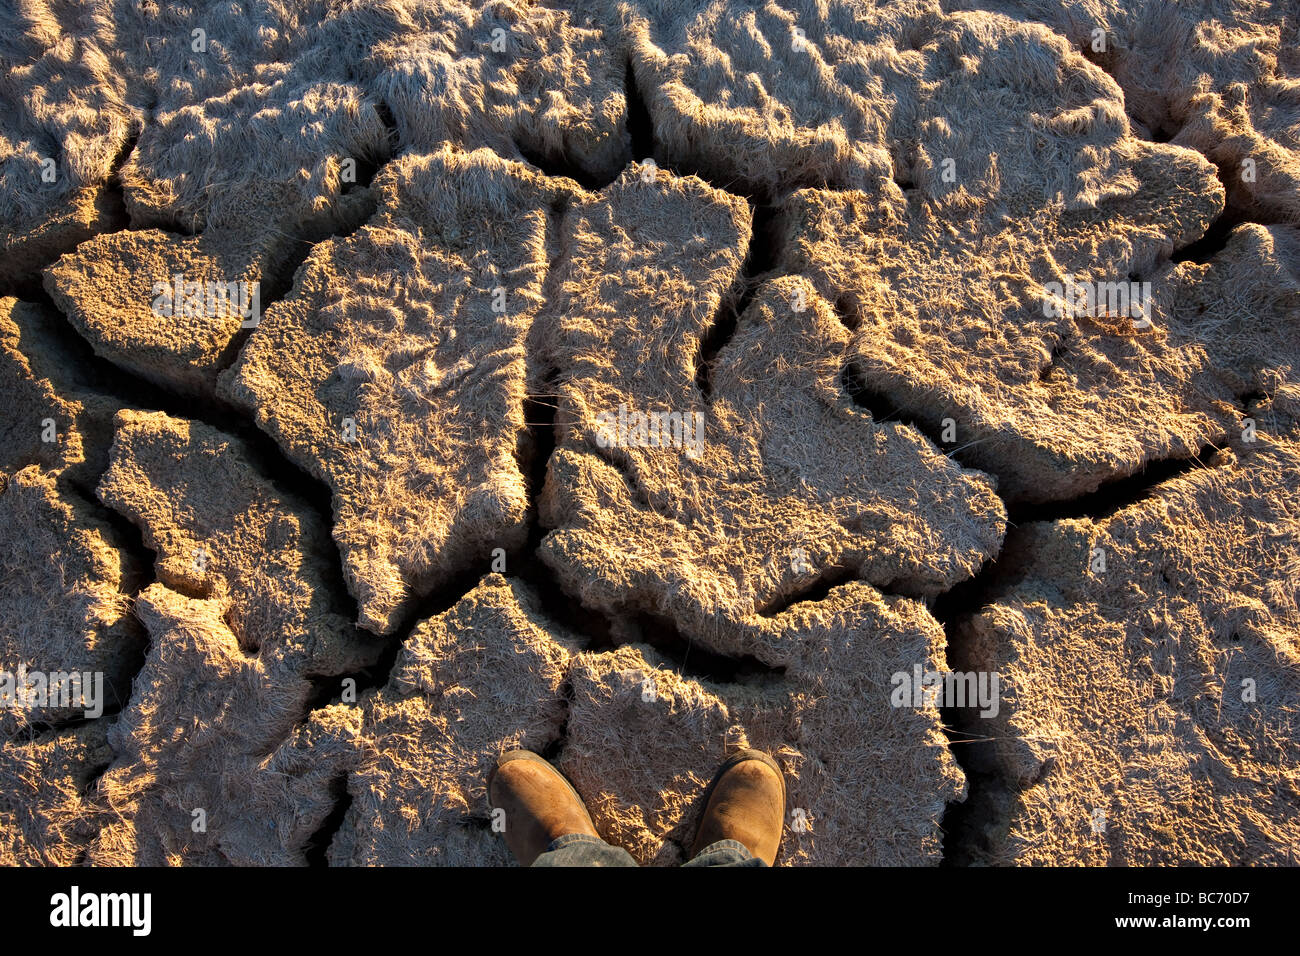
[303,773,352,867]
[695,197,783,398]
[1008,439,1227,526]
[1172,161,1289,265]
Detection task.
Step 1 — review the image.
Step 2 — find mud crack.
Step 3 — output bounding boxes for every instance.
[695,197,784,398]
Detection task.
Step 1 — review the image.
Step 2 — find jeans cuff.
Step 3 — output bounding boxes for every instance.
[544,832,608,853]
[695,838,755,859]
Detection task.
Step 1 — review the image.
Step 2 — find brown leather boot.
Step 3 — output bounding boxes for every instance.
[488,750,599,866]
[690,749,786,865]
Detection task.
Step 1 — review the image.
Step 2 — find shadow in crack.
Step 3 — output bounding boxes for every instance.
[1008,440,1226,526]
[304,773,352,867]
[695,198,784,398]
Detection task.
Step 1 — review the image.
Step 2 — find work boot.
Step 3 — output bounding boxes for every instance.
[690,749,786,865]
[488,750,599,866]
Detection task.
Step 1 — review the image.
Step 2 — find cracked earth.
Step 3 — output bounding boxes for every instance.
[1,0,1298,866]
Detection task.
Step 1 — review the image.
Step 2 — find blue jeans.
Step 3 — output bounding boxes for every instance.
[532,833,766,867]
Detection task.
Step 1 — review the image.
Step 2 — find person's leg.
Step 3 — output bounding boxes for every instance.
[681,838,767,867]
[532,833,638,867]
[488,750,637,867]
[682,750,785,867]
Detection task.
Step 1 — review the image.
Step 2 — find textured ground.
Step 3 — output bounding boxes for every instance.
[1,0,1297,866]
